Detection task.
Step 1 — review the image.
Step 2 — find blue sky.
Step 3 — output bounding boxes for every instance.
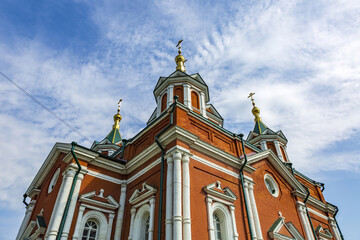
[0,0,359,238]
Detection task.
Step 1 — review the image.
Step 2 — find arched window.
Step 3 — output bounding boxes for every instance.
[174,87,184,103]
[161,93,167,112]
[82,220,98,240]
[213,213,222,240]
[191,91,200,110]
[145,215,150,240]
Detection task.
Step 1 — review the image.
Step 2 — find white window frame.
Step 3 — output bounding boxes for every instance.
[203,181,238,240]
[264,174,279,197]
[78,210,108,240]
[48,168,60,193]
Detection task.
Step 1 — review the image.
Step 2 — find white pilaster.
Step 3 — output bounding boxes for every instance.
[206,197,214,240]
[114,184,127,240]
[16,200,36,240]
[61,172,85,240]
[167,85,174,107]
[165,156,174,240]
[244,181,257,239]
[200,92,206,116]
[46,169,76,240]
[157,95,161,117]
[182,154,191,240]
[259,141,267,151]
[183,83,191,108]
[248,182,263,240]
[329,218,341,240]
[173,151,182,240]
[106,213,115,240]
[128,208,136,240]
[72,205,85,240]
[297,202,314,240]
[149,197,156,240]
[229,205,239,240]
[274,141,284,161]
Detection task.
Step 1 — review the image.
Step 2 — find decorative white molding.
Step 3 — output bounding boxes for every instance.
[203,181,237,203]
[114,184,127,240]
[129,183,157,205]
[127,158,161,184]
[87,169,126,185]
[80,190,119,210]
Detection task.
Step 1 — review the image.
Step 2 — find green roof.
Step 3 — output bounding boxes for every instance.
[105,128,122,144]
[253,120,267,134]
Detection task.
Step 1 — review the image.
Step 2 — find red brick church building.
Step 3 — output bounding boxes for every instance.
[17,43,343,240]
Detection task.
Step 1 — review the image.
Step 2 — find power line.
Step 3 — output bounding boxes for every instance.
[0,71,92,143]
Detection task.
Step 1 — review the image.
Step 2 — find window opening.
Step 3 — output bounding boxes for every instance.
[145,215,150,240]
[213,213,222,240]
[82,220,98,240]
[161,93,167,112]
[191,91,200,110]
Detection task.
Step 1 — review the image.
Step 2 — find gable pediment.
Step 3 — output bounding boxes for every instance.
[268,214,304,240]
[247,129,288,145]
[203,181,237,202]
[247,150,305,193]
[315,225,333,239]
[129,182,157,205]
[80,189,119,210]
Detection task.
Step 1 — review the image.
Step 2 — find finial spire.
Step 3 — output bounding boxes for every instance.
[113,99,122,130]
[247,92,261,122]
[175,39,186,72]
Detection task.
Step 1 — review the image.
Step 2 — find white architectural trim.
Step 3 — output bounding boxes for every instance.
[297,201,315,240]
[87,169,126,185]
[129,183,157,205]
[114,183,127,240]
[46,168,76,240]
[165,155,173,240]
[77,210,108,240]
[182,154,192,240]
[80,190,119,210]
[16,200,36,240]
[60,172,85,240]
[173,151,182,240]
[127,158,161,184]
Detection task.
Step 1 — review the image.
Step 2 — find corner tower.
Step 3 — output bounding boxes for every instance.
[246,93,290,162]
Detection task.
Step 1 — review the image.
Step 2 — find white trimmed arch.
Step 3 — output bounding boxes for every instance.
[78,210,108,240]
[133,204,151,240]
[211,202,233,240]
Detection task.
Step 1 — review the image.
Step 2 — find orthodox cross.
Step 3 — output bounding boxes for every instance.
[118,99,123,113]
[176,39,183,50]
[248,92,256,107]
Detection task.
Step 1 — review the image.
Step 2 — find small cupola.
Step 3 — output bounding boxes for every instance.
[91,99,123,155]
[246,93,290,162]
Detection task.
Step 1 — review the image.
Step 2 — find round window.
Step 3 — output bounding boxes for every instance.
[264,174,279,197]
[48,168,60,193]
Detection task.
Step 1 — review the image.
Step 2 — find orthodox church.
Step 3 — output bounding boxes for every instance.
[17,42,343,240]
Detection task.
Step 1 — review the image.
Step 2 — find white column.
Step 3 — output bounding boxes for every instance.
[248,182,263,240]
[172,151,182,240]
[200,92,206,116]
[165,156,174,240]
[296,202,313,240]
[273,141,284,161]
[157,95,161,117]
[149,197,156,240]
[206,197,214,240]
[16,200,36,240]
[46,169,76,240]
[182,154,191,240]
[128,208,136,240]
[259,141,267,151]
[106,213,115,240]
[183,84,191,108]
[72,205,86,240]
[229,205,238,240]
[167,85,174,107]
[329,218,341,240]
[244,181,257,239]
[114,184,127,240]
[61,172,84,240]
